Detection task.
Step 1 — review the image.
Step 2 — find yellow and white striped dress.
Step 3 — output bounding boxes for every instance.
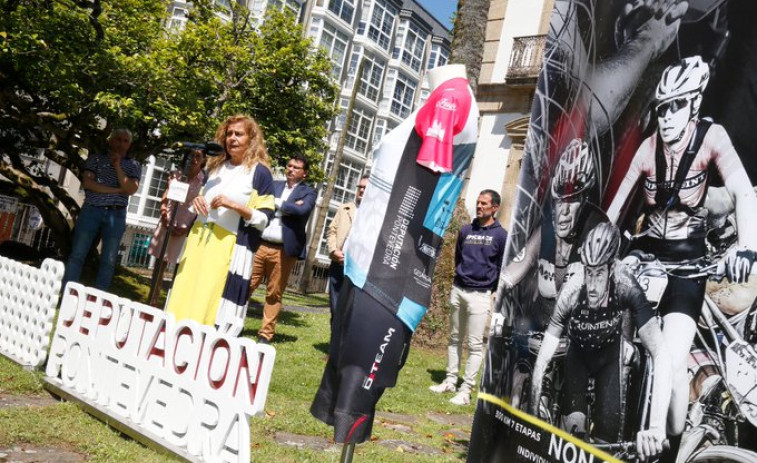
[166,162,274,330]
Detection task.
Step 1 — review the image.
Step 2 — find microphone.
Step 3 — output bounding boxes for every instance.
[173,141,225,156]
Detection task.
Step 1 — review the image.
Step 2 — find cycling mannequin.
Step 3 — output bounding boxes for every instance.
[607,55,757,460]
[530,223,672,460]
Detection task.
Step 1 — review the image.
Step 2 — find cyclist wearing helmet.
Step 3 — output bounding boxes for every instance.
[499,138,608,330]
[497,139,609,411]
[530,223,671,460]
[607,55,757,459]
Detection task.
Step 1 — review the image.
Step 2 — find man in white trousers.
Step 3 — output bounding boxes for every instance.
[430,189,508,405]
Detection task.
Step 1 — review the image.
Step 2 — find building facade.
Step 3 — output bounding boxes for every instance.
[463,0,552,225]
[302,0,451,263]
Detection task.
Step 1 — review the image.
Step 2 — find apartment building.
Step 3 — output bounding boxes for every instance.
[302,0,451,262]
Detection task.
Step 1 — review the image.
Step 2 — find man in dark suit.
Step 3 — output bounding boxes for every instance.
[251,154,317,343]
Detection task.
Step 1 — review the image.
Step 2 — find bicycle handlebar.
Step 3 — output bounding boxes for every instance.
[632,255,725,280]
[593,439,670,457]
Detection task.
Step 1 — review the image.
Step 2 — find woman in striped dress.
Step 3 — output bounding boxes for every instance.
[166,115,275,335]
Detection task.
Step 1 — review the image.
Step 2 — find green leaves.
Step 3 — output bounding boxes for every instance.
[0,0,337,251]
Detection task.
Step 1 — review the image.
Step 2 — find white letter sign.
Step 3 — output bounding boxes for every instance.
[44,283,276,463]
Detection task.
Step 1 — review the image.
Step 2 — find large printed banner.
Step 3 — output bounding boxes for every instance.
[45,283,276,463]
[470,1,757,462]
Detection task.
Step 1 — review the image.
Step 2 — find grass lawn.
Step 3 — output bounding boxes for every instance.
[0,267,472,462]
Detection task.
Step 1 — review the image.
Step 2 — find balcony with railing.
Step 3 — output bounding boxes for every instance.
[505,35,547,85]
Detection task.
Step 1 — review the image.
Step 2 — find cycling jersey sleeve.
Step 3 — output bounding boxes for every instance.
[545,271,583,338]
[613,263,654,329]
[607,140,648,224]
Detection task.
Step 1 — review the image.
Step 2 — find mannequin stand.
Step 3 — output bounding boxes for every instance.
[340,443,355,463]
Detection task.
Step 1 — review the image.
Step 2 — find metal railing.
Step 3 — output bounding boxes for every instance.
[1,202,58,259]
[287,260,330,294]
[506,35,547,84]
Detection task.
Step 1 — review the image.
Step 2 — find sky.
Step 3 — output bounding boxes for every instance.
[415,0,457,31]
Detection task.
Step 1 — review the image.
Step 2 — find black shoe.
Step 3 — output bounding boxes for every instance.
[257,336,270,345]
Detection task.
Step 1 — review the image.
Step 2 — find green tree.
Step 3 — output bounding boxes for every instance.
[0,0,337,255]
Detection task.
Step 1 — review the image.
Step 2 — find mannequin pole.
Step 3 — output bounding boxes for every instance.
[339,443,355,463]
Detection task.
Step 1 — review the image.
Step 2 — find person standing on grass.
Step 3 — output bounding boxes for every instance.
[326,174,368,325]
[63,128,141,291]
[429,189,507,405]
[165,115,274,335]
[249,154,317,344]
[147,149,206,307]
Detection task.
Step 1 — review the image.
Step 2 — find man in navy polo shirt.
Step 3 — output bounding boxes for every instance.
[430,189,508,405]
[63,128,141,291]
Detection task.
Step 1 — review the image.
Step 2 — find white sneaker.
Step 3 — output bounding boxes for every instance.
[429,381,456,394]
[450,390,471,405]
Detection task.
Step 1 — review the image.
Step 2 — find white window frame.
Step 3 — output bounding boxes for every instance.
[128,157,172,219]
[328,0,355,25]
[358,52,385,102]
[401,23,425,72]
[319,22,350,80]
[367,0,396,50]
[427,43,449,70]
[167,7,188,31]
[390,72,416,119]
[345,107,374,155]
[269,0,301,16]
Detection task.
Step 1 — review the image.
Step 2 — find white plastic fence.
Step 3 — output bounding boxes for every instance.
[0,256,64,367]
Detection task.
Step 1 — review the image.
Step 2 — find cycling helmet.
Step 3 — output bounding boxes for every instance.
[551,138,596,200]
[581,222,620,267]
[655,56,710,115]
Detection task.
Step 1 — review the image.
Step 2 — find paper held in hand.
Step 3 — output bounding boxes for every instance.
[166,180,190,203]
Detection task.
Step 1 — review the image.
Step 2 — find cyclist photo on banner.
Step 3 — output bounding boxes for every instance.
[469,1,757,462]
[493,138,608,413]
[529,223,671,460]
[606,54,757,461]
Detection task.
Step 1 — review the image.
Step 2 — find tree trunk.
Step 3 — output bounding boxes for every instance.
[298,58,366,293]
[412,1,488,346]
[450,0,490,93]
[0,158,75,255]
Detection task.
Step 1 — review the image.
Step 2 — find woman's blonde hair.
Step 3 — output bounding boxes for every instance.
[205,114,270,173]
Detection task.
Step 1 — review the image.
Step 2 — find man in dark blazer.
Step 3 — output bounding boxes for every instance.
[251,153,317,342]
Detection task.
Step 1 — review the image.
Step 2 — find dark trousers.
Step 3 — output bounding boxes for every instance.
[328,261,345,325]
[63,204,127,291]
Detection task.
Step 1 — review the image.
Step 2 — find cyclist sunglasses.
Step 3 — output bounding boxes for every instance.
[656,98,690,117]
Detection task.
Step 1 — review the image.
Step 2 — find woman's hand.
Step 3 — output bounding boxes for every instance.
[193,196,209,216]
[210,194,235,211]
